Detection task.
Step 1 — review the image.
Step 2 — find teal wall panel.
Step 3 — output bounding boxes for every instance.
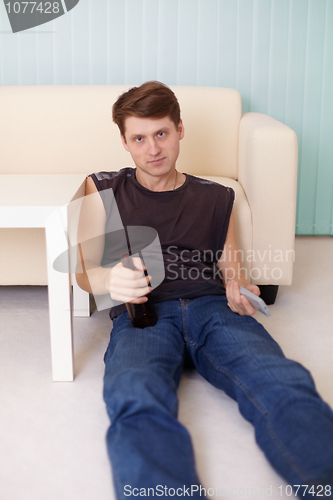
[297,0,327,234]
[37,32,54,85]
[142,1,159,82]
[90,1,108,85]
[71,0,89,84]
[107,1,126,84]
[177,0,198,85]
[197,0,219,86]
[235,0,253,112]
[315,0,333,235]
[267,0,290,122]
[56,6,73,84]
[0,0,332,234]
[218,1,238,90]
[126,0,147,83]
[251,0,271,114]
[156,1,179,84]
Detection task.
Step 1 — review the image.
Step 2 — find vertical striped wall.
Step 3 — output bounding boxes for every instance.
[0,0,332,235]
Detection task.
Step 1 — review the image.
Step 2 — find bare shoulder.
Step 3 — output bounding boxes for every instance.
[76,175,106,276]
[78,176,106,239]
[85,175,98,195]
[83,176,105,218]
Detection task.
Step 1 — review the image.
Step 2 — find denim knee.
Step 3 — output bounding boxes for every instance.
[103,365,179,423]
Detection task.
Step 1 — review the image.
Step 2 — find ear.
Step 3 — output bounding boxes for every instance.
[178,120,185,140]
[121,134,130,152]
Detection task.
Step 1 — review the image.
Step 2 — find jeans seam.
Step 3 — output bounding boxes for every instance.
[196,343,310,483]
[180,300,188,338]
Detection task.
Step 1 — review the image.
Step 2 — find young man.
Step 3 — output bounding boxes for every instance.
[76,82,333,499]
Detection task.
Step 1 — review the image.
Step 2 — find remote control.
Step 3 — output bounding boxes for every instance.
[239,286,271,316]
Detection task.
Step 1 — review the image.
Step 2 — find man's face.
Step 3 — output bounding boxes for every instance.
[121,115,184,179]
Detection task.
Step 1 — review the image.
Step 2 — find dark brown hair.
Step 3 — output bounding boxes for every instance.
[112,81,181,138]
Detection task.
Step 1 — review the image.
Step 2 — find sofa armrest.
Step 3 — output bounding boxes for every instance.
[238,112,298,286]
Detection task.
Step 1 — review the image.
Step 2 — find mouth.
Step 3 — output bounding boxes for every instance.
[148,157,166,165]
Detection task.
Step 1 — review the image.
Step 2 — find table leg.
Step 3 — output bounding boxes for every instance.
[45,207,74,382]
[66,189,91,318]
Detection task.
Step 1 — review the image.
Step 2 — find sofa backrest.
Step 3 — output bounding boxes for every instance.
[0,85,241,179]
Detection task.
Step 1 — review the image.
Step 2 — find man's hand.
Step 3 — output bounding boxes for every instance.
[226,280,261,316]
[106,257,152,304]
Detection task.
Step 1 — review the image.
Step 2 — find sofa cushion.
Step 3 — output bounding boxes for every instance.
[172,87,241,180]
[0,86,241,180]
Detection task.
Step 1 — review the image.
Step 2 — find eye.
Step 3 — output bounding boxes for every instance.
[135,136,143,143]
[157,131,165,138]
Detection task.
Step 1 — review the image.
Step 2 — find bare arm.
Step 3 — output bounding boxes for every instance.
[217,210,260,316]
[75,176,151,304]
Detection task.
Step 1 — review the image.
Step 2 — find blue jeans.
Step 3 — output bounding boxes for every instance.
[103,296,333,498]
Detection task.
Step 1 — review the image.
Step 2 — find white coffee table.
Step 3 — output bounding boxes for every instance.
[0,174,90,382]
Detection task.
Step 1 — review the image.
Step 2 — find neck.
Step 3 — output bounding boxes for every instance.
[136,168,183,192]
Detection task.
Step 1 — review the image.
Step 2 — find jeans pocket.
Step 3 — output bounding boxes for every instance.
[111,315,119,326]
[111,310,127,327]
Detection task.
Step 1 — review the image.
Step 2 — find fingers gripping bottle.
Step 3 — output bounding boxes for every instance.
[122,253,158,328]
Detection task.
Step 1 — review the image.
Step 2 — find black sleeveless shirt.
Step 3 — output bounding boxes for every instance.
[89,168,234,318]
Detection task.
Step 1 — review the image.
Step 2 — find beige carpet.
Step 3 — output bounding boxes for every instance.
[0,236,332,500]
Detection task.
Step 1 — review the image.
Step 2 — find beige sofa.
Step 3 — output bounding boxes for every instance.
[0,85,298,299]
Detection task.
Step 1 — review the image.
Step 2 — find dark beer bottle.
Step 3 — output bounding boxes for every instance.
[122,253,158,328]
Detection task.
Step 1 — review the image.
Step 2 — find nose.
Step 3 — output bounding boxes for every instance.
[147,138,161,156]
